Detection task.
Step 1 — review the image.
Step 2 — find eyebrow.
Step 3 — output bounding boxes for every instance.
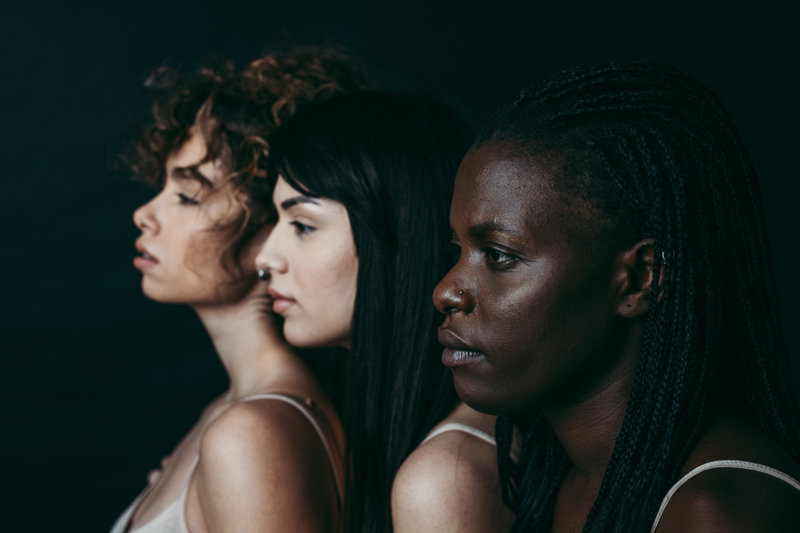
[467,220,521,239]
[172,166,213,188]
[280,195,320,210]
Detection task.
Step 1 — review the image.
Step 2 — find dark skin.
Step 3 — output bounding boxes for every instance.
[433,142,800,532]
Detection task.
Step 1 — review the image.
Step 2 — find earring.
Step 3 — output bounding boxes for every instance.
[258,269,269,280]
[459,290,464,295]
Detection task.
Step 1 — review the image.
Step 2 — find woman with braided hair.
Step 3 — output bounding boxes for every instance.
[111,48,366,533]
[433,60,800,532]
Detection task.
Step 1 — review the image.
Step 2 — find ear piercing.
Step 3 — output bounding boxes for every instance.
[459,290,464,295]
[258,269,269,280]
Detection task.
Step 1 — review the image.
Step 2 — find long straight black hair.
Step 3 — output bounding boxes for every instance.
[265,92,473,533]
[480,61,800,532]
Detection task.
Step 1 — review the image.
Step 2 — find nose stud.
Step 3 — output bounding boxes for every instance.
[459,290,464,295]
[258,269,269,280]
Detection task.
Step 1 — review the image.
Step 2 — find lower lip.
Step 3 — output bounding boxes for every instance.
[133,255,158,269]
[272,298,295,314]
[442,347,485,367]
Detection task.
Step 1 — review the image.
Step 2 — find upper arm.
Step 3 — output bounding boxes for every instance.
[195,400,339,533]
[391,433,514,533]
[655,468,800,533]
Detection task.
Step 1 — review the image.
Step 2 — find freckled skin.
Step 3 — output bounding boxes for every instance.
[434,143,630,415]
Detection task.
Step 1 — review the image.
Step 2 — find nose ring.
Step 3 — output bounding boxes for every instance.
[258,269,269,280]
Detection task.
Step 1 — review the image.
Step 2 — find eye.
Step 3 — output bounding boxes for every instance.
[485,248,518,268]
[291,221,316,235]
[177,193,199,205]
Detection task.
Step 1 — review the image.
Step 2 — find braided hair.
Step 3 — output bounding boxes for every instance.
[479,60,800,532]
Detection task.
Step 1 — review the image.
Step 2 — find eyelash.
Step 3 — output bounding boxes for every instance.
[291,221,315,235]
[485,248,518,267]
[447,240,519,269]
[177,193,198,205]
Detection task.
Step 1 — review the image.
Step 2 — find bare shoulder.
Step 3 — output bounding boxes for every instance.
[195,399,338,532]
[201,398,324,457]
[655,466,800,532]
[656,412,800,533]
[391,409,514,533]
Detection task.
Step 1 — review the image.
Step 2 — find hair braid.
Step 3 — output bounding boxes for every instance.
[477,60,800,532]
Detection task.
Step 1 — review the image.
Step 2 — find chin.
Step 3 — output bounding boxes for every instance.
[283,324,326,349]
[283,321,349,350]
[453,374,527,416]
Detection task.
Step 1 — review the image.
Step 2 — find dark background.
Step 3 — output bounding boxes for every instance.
[2,1,798,530]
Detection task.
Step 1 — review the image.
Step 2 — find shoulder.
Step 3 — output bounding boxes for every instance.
[199,398,330,475]
[391,424,513,533]
[656,412,800,533]
[194,398,339,531]
[655,464,800,533]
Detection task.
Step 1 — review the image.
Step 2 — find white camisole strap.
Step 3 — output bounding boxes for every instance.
[421,422,520,463]
[239,393,344,502]
[422,422,497,447]
[650,460,800,532]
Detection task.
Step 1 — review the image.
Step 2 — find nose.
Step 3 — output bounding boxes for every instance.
[433,264,474,315]
[133,197,159,233]
[254,223,289,277]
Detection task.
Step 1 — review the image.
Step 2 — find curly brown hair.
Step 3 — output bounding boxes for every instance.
[125,47,368,279]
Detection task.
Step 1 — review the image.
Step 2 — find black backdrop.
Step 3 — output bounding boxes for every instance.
[2,1,798,530]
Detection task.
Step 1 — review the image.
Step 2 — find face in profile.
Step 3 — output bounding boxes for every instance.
[255,176,358,348]
[433,143,626,415]
[133,130,263,306]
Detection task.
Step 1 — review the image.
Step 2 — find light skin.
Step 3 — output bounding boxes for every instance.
[255,176,358,349]
[433,142,800,533]
[129,130,343,533]
[257,175,512,533]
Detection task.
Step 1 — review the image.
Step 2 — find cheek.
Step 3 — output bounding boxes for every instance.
[288,240,359,347]
[478,262,616,407]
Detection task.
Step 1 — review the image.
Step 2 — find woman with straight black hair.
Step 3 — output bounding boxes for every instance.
[434,60,800,532]
[255,92,515,533]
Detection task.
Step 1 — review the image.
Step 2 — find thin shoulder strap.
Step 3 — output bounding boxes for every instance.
[239,393,344,504]
[422,422,521,462]
[422,422,497,446]
[650,460,800,532]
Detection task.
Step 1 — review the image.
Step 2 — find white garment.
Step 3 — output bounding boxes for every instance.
[421,422,520,462]
[421,422,498,447]
[650,459,800,532]
[109,393,341,533]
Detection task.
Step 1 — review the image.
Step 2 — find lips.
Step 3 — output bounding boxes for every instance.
[438,328,485,367]
[133,240,158,269]
[268,287,296,314]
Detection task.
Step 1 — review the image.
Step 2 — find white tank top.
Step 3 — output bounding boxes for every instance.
[649,460,800,532]
[109,393,342,533]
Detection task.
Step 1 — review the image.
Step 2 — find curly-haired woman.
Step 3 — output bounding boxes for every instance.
[110,48,366,533]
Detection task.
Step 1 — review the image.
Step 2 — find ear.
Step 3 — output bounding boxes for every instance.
[615,238,666,318]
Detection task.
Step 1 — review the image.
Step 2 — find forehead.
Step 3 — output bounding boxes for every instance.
[452,143,560,230]
[166,129,229,187]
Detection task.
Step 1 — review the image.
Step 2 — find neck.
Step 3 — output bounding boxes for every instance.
[541,324,642,489]
[192,289,297,401]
